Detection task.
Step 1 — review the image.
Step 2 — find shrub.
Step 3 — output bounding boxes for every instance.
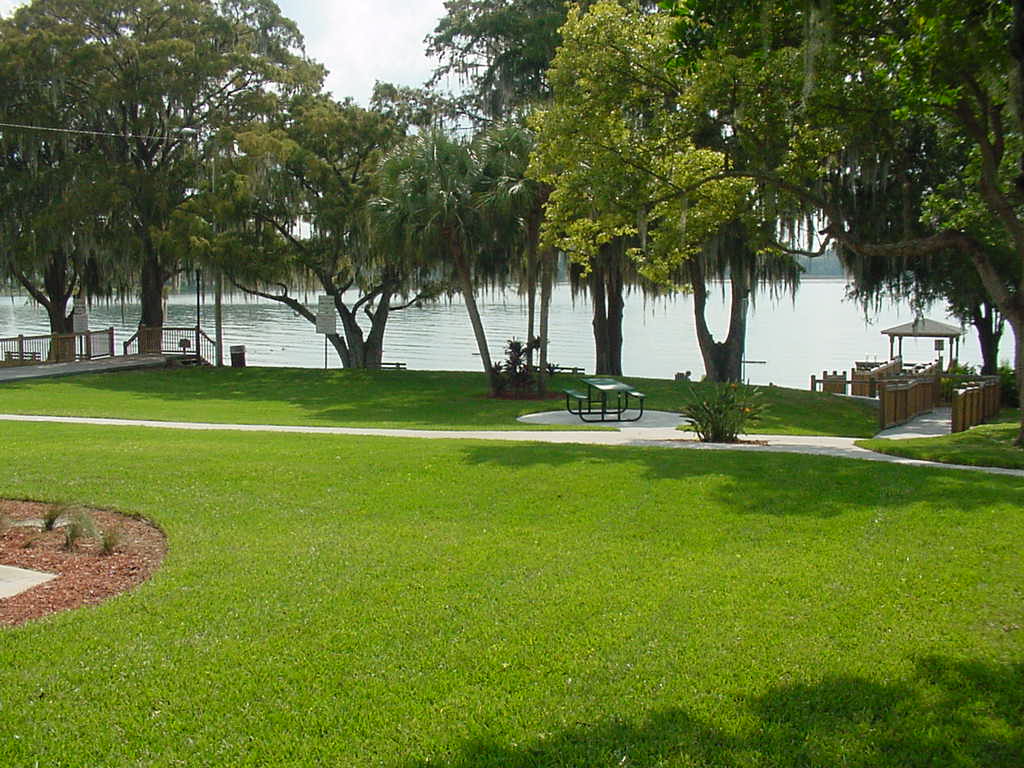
[943,363,977,401]
[998,364,1019,407]
[42,505,67,531]
[680,383,766,443]
[491,338,542,397]
[63,511,97,551]
[100,526,122,556]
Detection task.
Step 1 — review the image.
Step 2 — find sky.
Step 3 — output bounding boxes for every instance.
[0,0,449,105]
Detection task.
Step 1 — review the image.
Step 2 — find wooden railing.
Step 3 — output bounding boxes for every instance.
[851,357,902,397]
[877,373,941,429]
[811,357,905,396]
[123,326,216,363]
[951,378,1002,433]
[0,328,116,366]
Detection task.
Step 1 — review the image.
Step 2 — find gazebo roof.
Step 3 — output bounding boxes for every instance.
[881,318,963,339]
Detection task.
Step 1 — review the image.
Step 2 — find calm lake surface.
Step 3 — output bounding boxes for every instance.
[1,279,1008,388]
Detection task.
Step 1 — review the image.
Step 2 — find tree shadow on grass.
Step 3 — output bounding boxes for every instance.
[20,367,564,428]
[397,656,1022,767]
[457,442,1021,518]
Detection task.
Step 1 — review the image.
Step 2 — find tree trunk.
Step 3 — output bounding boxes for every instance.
[1008,311,1024,446]
[526,254,537,369]
[591,265,610,374]
[361,285,393,369]
[139,253,166,328]
[451,236,498,394]
[970,302,1003,375]
[13,252,76,335]
[689,258,749,382]
[537,246,554,394]
[606,259,624,376]
[589,248,624,376]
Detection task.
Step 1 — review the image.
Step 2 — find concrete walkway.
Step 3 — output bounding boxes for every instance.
[2,411,1021,478]
[875,407,953,439]
[0,355,169,382]
[0,564,56,599]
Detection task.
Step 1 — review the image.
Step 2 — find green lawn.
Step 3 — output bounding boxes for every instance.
[0,421,1021,766]
[858,414,1024,470]
[0,366,880,436]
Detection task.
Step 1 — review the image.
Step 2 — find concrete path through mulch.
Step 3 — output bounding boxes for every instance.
[1,412,1021,478]
[0,565,56,599]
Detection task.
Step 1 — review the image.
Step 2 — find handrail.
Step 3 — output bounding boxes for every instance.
[951,378,1002,432]
[1,328,115,365]
[123,326,214,363]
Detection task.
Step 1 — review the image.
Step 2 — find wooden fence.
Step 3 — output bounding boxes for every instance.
[951,378,1002,433]
[0,328,116,366]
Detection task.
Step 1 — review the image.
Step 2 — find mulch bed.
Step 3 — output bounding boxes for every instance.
[0,499,166,627]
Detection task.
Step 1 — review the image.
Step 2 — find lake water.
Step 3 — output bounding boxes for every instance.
[0,279,1009,388]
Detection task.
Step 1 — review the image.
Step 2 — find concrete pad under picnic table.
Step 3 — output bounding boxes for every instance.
[0,565,57,599]
[518,409,686,428]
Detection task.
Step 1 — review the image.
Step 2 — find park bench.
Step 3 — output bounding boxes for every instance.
[380,361,407,370]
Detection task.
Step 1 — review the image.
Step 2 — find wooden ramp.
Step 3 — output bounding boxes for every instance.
[0,355,169,383]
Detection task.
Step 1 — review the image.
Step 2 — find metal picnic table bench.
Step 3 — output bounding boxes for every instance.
[562,377,646,422]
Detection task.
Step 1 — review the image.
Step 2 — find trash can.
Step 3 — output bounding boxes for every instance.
[230,345,246,368]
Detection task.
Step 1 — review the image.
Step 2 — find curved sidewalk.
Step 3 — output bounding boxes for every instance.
[1,412,1021,478]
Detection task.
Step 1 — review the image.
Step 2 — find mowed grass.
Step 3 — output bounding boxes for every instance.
[0,366,880,436]
[0,421,1021,766]
[859,412,1024,470]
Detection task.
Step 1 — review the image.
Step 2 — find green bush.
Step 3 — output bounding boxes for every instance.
[943,363,977,401]
[680,383,767,443]
[998,364,1019,407]
[63,511,97,551]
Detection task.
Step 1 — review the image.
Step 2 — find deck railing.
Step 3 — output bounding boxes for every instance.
[951,378,1002,433]
[851,357,903,397]
[877,374,941,430]
[0,328,116,366]
[123,326,215,363]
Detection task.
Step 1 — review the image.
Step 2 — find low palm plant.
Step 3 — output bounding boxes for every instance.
[680,383,766,442]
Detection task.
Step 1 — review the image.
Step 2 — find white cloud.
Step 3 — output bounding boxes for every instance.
[1,0,449,106]
[282,0,447,104]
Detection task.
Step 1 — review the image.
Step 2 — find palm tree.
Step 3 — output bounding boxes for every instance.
[474,121,555,390]
[374,129,503,394]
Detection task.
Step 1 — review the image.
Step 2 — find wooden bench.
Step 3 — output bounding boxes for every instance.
[380,361,406,370]
[550,364,585,375]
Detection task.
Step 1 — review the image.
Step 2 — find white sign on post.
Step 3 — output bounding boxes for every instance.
[72,303,89,334]
[316,296,337,335]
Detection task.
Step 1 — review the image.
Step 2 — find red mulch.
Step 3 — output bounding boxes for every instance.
[0,499,166,627]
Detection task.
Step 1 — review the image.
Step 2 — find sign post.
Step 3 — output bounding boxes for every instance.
[316,296,337,370]
[73,302,89,358]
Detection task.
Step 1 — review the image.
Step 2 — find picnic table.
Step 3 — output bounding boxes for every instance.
[562,377,646,422]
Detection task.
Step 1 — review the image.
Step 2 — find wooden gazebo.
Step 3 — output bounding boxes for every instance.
[881,318,963,361]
